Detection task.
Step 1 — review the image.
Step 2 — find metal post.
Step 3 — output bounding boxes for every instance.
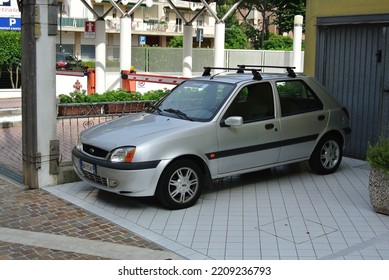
[120,16,132,73]
[183,23,193,78]
[214,22,225,72]
[293,15,304,72]
[95,18,106,93]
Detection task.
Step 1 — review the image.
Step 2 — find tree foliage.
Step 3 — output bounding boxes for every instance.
[0,31,21,88]
[225,25,248,49]
[262,33,293,50]
[272,0,306,34]
[168,36,183,48]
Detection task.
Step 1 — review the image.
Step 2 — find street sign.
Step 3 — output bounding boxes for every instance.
[0,17,21,31]
[140,35,146,45]
[196,28,203,42]
[84,21,95,38]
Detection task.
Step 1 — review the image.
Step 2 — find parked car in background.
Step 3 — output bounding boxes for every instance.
[72,65,351,210]
[56,53,84,71]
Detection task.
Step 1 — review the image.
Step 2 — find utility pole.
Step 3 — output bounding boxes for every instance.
[20,0,59,189]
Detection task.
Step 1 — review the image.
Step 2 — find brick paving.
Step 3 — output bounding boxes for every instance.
[0,178,165,259]
[0,98,173,259]
[0,98,173,260]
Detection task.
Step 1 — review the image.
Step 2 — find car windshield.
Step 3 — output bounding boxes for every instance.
[155,80,235,121]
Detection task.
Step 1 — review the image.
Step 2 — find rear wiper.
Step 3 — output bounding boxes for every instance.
[164,108,193,121]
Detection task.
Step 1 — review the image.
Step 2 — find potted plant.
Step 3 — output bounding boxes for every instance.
[366,136,389,215]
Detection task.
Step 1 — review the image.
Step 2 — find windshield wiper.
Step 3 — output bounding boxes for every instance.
[164,108,193,121]
[146,103,162,114]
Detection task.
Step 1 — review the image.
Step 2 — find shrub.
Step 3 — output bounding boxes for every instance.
[58,88,170,104]
[367,137,389,175]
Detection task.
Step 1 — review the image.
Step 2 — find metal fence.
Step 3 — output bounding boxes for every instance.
[108,47,304,74]
[56,101,151,163]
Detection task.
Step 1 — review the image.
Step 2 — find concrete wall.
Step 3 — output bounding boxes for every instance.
[305,0,389,75]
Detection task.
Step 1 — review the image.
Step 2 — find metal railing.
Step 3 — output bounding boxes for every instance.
[56,101,152,163]
[58,17,214,36]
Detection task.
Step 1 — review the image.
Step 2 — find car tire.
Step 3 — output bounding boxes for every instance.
[156,159,203,210]
[309,135,343,175]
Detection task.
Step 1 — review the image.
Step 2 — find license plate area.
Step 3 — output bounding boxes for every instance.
[80,160,96,174]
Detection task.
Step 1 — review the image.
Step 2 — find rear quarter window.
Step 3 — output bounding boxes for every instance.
[276,80,323,117]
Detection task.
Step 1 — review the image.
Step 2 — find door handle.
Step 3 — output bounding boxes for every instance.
[265,123,275,130]
[317,115,326,121]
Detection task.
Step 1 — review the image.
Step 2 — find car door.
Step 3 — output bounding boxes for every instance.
[276,80,329,162]
[215,82,281,175]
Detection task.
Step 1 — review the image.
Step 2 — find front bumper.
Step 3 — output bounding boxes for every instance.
[72,148,168,197]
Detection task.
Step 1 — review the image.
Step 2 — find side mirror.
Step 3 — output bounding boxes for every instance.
[224,116,243,127]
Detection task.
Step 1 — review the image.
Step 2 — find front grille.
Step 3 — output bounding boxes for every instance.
[82,170,108,186]
[82,144,108,158]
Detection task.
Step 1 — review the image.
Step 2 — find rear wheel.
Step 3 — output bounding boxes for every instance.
[309,135,343,174]
[156,159,203,210]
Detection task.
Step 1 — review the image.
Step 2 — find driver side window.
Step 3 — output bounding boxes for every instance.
[224,82,274,123]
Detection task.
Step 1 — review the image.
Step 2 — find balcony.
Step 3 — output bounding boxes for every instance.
[58,17,214,37]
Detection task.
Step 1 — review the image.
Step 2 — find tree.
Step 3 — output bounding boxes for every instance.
[0,31,21,88]
[235,0,278,48]
[272,0,306,34]
[225,25,248,49]
[216,1,248,49]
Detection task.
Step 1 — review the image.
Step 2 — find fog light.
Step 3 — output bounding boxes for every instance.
[108,179,119,188]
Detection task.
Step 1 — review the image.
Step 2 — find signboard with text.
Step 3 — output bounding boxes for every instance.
[0,17,20,30]
[84,21,95,38]
[0,0,20,17]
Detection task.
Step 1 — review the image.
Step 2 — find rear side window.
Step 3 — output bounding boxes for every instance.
[276,80,323,117]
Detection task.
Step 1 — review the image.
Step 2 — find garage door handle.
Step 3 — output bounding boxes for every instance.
[318,115,326,121]
[265,123,275,130]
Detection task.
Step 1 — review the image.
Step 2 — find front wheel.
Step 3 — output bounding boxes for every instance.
[309,136,343,175]
[156,159,203,210]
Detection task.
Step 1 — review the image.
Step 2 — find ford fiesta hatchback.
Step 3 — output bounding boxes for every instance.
[72,66,351,209]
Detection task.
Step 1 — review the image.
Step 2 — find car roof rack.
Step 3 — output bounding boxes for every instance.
[202,66,263,81]
[237,65,297,78]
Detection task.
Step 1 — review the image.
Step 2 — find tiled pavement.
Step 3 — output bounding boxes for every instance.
[1,97,389,260]
[47,158,389,260]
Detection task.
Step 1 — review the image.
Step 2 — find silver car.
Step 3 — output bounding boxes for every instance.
[72,66,351,209]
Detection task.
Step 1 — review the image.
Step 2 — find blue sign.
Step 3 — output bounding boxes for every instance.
[139,35,146,45]
[0,17,21,31]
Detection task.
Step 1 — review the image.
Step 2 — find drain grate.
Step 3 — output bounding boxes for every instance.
[258,216,338,244]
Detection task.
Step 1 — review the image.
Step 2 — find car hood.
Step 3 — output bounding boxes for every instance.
[80,113,198,150]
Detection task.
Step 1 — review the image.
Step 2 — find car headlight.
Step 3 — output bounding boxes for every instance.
[110,147,136,163]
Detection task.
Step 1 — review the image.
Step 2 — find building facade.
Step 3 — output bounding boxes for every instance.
[0,0,216,59]
[58,0,216,59]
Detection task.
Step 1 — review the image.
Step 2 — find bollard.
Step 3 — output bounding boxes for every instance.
[87,68,95,95]
[121,66,136,92]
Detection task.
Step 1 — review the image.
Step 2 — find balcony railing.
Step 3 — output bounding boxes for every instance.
[58,17,214,36]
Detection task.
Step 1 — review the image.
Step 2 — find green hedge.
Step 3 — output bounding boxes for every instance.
[59,88,170,104]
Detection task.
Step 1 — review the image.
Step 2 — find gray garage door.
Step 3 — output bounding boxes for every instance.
[315,15,389,158]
